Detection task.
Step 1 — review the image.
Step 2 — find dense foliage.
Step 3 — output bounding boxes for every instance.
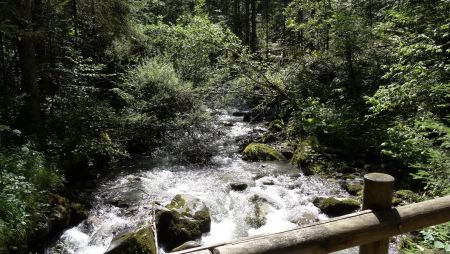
[0,0,448,252]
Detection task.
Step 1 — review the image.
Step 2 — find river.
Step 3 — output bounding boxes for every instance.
[45,109,398,254]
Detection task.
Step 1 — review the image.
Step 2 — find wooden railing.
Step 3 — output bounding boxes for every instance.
[172,173,450,254]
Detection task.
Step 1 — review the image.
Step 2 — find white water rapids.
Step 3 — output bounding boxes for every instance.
[45,110,398,254]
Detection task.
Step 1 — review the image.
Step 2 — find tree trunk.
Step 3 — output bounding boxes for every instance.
[250,0,258,52]
[0,32,5,86]
[18,0,40,125]
[244,0,250,46]
[264,0,270,59]
[233,0,242,38]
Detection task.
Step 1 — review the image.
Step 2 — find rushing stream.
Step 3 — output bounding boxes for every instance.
[46,109,398,254]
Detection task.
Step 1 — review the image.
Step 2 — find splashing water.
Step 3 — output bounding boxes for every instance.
[46,109,398,254]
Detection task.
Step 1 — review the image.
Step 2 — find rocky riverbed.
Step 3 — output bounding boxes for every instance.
[45,109,400,254]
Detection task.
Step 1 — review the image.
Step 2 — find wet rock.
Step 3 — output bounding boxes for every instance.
[242,143,286,161]
[313,197,360,217]
[262,179,275,186]
[105,226,157,254]
[289,211,319,226]
[302,163,324,176]
[49,194,72,230]
[171,241,202,252]
[156,194,211,251]
[232,111,249,117]
[230,182,248,191]
[246,195,273,228]
[105,189,143,209]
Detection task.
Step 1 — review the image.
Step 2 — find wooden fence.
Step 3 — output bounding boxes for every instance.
[172,173,450,254]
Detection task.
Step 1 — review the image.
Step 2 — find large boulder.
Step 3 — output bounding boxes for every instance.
[156,194,211,251]
[242,143,286,161]
[105,226,157,254]
[313,197,360,217]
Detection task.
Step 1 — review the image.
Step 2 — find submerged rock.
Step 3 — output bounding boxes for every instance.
[230,182,248,191]
[105,226,157,254]
[242,143,286,161]
[246,195,273,228]
[313,197,360,216]
[156,194,211,251]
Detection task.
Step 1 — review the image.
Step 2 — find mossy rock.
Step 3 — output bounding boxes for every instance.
[302,163,325,176]
[245,195,272,228]
[105,226,157,254]
[242,143,286,161]
[313,197,360,217]
[267,120,283,132]
[344,183,363,196]
[393,190,419,206]
[49,194,72,230]
[291,137,319,169]
[156,194,211,251]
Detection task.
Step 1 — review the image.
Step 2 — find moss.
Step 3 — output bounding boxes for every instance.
[242,143,286,161]
[345,183,363,196]
[267,120,283,132]
[393,189,419,206]
[290,137,319,168]
[105,226,157,254]
[167,194,186,209]
[316,197,360,216]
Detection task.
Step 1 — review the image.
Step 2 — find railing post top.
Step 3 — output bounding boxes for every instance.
[364,173,395,183]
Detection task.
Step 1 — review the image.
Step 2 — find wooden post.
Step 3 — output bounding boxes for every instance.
[360,173,395,254]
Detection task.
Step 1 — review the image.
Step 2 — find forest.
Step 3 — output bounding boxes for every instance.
[0,0,449,253]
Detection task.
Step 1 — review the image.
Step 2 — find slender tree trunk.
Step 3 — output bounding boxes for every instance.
[0,32,5,86]
[73,0,78,38]
[250,0,258,52]
[18,0,40,125]
[264,0,270,59]
[244,0,250,46]
[233,0,242,38]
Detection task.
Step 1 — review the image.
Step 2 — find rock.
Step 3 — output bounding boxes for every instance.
[302,163,324,176]
[262,180,275,186]
[289,211,319,226]
[156,194,211,251]
[246,195,272,228]
[343,182,363,196]
[313,197,360,217]
[70,202,89,225]
[393,190,419,206]
[291,137,319,170]
[230,182,248,191]
[49,194,72,230]
[232,111,249,117]
[223,121,234,127]
[267,120,283,132]
[242,143,286,161]
[105,226,157,254]
[171,241,202,252]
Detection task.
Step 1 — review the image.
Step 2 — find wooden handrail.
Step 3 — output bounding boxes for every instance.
[172,195,450,254]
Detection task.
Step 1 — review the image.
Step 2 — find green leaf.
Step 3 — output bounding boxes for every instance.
[434,241,445,249]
